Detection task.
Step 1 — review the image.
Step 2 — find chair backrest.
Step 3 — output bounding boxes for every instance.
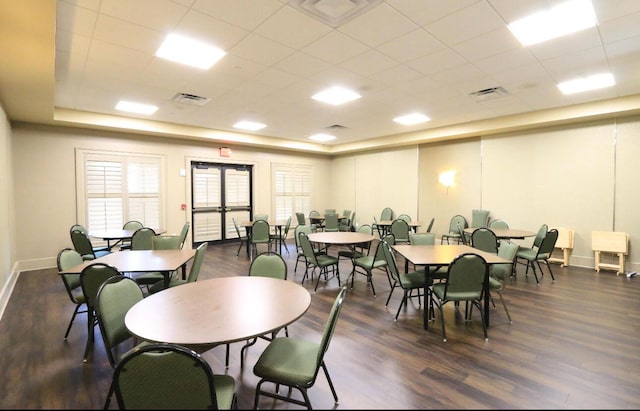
[397,213,411,222]
[325,209,336,215]
[426,217,435,233]
[281,216,292,238]
[122,220,143,231]
[70,224,88,235]
[358,224,372,235]
[80,263,122,311]
[356,224,373,253]
[131,227,157,250]
[186,242,208,283]
[324,213,339,232]
[533,224,549,248]
[471,228,498,254]
[537,229,559,258]
[295,212,306,225]
[390,219,410,243]
[342,209,351,218]
[232,218,244,239]
[489,219,509,230]
[471,209,490,228]
[152,235,182,250]
[249,251,287,280]
[409,232,435,245]
[380,207,393,221]
[111,343,225,410]
[57,248,84,295]
[380,239,401,285]
[458,222,470,245]
[382,233,395,245]
[70,229,96,259]
[492,241,519,281]
[298,231,319,265]
[295,224,313,250]
[95,276,144,367]
[316,286,347,367]
[448,215,468,233]
[251,220,270,244]
[443,253,487,300]
[178,221,190,248]
[309,210,320,218]
[254,214,268,221]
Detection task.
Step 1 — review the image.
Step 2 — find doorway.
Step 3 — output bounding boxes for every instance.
[190,161,253,244]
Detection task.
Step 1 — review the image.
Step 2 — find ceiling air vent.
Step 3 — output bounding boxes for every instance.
[469,86,509,101]
[170,92,211,106]
[325,124,347,130]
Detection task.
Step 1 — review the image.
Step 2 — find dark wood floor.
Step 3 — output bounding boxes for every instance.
[1,239,640,409]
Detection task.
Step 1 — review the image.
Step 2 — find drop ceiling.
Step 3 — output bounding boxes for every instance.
[3,0,640,155]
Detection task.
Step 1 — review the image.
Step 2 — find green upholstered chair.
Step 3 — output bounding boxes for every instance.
[514,228,558,285]
[177,221,190,249]
[381,239,430,321]
[294,224,313,275]
[515,223,548,276]
[471,209,490,229]
[95,275,151,408]
[252,286,346,410]
[430,252,489,342]
[110,343,237,410]
[239,251,289,367]
[338,223,372,271]
[489,219,509,230]
[70,229,111,261]
[270,215,291,254]
[254,213,268,221]
[488,241,519,323]
[56,248,87,340]
[441,214,468,244]
[323,213,339,232]
[250,219,271,260]
[471,227,499,254]
[151,234,183,250]
[299,231,340,292]
[232,217,248,256]
[295,212,306,225]
[79,263,122,363]
[397,213,412,223]
[373,207,394,238]
[390,218,410,244]
[120,220,143,250]
[130,227,166,289]
[348,236,387,296]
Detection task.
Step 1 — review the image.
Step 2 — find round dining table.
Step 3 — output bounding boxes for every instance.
[307,231,375,246]
[125,276,311,349]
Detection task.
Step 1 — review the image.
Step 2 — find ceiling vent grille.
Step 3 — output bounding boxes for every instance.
[171,92,211,106]
[325,124,347,130]
[289,0,383,28]
[469,86,509,101]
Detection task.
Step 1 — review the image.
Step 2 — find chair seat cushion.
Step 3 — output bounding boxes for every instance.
[488,276,503,290]
[316,254,339,267]
[212,375,237,410]
[253,337,320,386]
[353,255,386,270]
[515,248,537,260]
[399,270,430,289]
[432,283,481,301]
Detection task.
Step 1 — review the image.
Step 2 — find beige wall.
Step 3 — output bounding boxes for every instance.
[0,104,15,317]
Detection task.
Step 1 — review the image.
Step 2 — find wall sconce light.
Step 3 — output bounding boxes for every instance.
[439,170,456,193]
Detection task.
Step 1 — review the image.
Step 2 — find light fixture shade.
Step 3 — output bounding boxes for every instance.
[155,34,226,70]
[311,86,361,105]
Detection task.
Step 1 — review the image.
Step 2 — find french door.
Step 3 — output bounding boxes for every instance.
[191,162,253,244]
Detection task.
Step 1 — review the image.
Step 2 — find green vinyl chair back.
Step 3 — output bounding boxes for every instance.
[120,220,143,250]
[425,217,435,233]
[295,212,306,225]
[57,248,86,340]
[254,214,269,221]
[178,221,190,248]
[431,252,488,342]
[130,227,156,250]
[325,209,336,215]
[349,237,387,296]
[95,276,146,368]
[249,251,287,280]
[471,228,498,254]
[380,207,393,221]
[79,263,122,362]
[390,218,410,244]
[489,219,509,230]
[252,286,346,409]
[70,223,88,235]
[294,224,314,274]
[471,209,490,228]
[397,213,411,223]
[250,220,271,259]
[489,241,520,323]
[409,232,435,245]
[152,234,182,250]
[71,229,110,261]
[232,217,248,256]
[324,213,339,232]
[298,231,340,292]
[533,223,549,248]
[111,343,237,410]
[309,210,320,218]
[342,209,351,218]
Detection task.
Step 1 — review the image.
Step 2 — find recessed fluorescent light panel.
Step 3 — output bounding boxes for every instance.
[115,101,158,115]
[557,73,615,95]
[508,0,597,46]
[309,133,336,142]
[312,86,361,105]
[233,121,267,131]
[155,34,226,70]
[393,113,431,125]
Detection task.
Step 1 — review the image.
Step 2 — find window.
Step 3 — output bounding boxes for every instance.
[76,150,164,232]
[272,164,311,222]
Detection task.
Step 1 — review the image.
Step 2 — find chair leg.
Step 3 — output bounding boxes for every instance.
[240,337,258,368]
[83,310,96,363]
[225,343,230,368]
[321,361,339,405]
[496,290,512,323]
[64,304,84,340]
